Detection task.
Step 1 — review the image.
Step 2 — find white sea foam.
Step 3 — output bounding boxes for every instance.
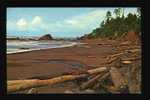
[7,41,39,46]
[7,41,77,54]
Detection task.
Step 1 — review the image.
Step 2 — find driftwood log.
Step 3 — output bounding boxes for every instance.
[80,73,104,90]
[8,74,87,93]
[93,72,110,90]
[80,72,110,90]
[7,67,108,93]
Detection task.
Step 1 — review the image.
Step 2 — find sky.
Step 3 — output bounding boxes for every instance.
[7,7,138,38]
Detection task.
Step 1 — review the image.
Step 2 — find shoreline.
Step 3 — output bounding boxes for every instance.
[7,41,78,54]
[7,39,118,80]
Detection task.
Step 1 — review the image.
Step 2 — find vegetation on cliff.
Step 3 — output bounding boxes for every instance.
[85,8,141,39]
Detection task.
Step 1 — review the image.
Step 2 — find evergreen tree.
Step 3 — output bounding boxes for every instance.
[106,11,112,22]
[114,8,121,18]
[86,8,141,39]
[137,7,141,18]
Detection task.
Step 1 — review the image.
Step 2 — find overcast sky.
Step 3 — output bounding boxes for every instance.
[7,7,138,38]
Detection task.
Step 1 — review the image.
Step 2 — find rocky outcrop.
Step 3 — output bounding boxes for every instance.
[79,34,89,40]
[7,37,20,40]
[38,34,53,40]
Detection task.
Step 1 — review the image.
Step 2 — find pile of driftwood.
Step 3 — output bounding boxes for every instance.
[7,46,141,94]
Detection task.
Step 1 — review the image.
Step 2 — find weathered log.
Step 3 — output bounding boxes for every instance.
[97,72,110,82]
[80,74,104,90]
[106,48,140,64]
[125,49,140,53]
[107,52,124,60]
[121,57,141,62]
[87,67,108,74]
[106,54,123,65]
[109,67,128,90]
[96,72,110,87]
[80,72,110,90]
[8,67,108,86]
[119,41,131,46]
[92,73,110,90]
[8,67,108,93]
[7,74,87,93]
[7,79,38,86]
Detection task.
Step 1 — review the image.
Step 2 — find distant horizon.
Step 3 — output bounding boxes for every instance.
[7,7,138,38]
[7,35,79,39]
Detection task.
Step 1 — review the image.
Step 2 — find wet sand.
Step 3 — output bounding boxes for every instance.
[7,39,121,93]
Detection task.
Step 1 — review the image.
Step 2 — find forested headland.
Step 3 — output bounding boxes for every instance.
[81,8,141,40]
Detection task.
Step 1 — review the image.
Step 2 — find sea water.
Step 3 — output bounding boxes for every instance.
[7,40,77,54]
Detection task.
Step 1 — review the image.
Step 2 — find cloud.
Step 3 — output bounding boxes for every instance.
[38,9,108,35]
[31,16,43,25]
[28,16,49,32]
[50,9,107,32]
[64,10,106,27]
[9,9,111,35]
[7,8,138,37]
[65,20,79,25]
[14,16,46,33]
[16,18,28,31]
[15,10,106,33]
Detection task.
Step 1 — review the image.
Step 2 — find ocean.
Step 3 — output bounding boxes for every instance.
[7,40,77,54]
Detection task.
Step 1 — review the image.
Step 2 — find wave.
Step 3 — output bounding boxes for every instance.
[7,41,77,54]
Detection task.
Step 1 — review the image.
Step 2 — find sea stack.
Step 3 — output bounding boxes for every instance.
[38,34,53,41]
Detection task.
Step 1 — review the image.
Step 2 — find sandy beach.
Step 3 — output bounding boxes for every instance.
[7,39,118,79]
[7,39,141,93]
[7,39,122,93]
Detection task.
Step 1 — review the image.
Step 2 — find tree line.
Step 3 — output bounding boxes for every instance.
[86,8,141,39]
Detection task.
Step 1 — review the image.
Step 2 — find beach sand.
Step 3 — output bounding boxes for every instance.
[7,39,133,93]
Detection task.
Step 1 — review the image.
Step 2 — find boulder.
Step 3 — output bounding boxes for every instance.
[38,34,53,40]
